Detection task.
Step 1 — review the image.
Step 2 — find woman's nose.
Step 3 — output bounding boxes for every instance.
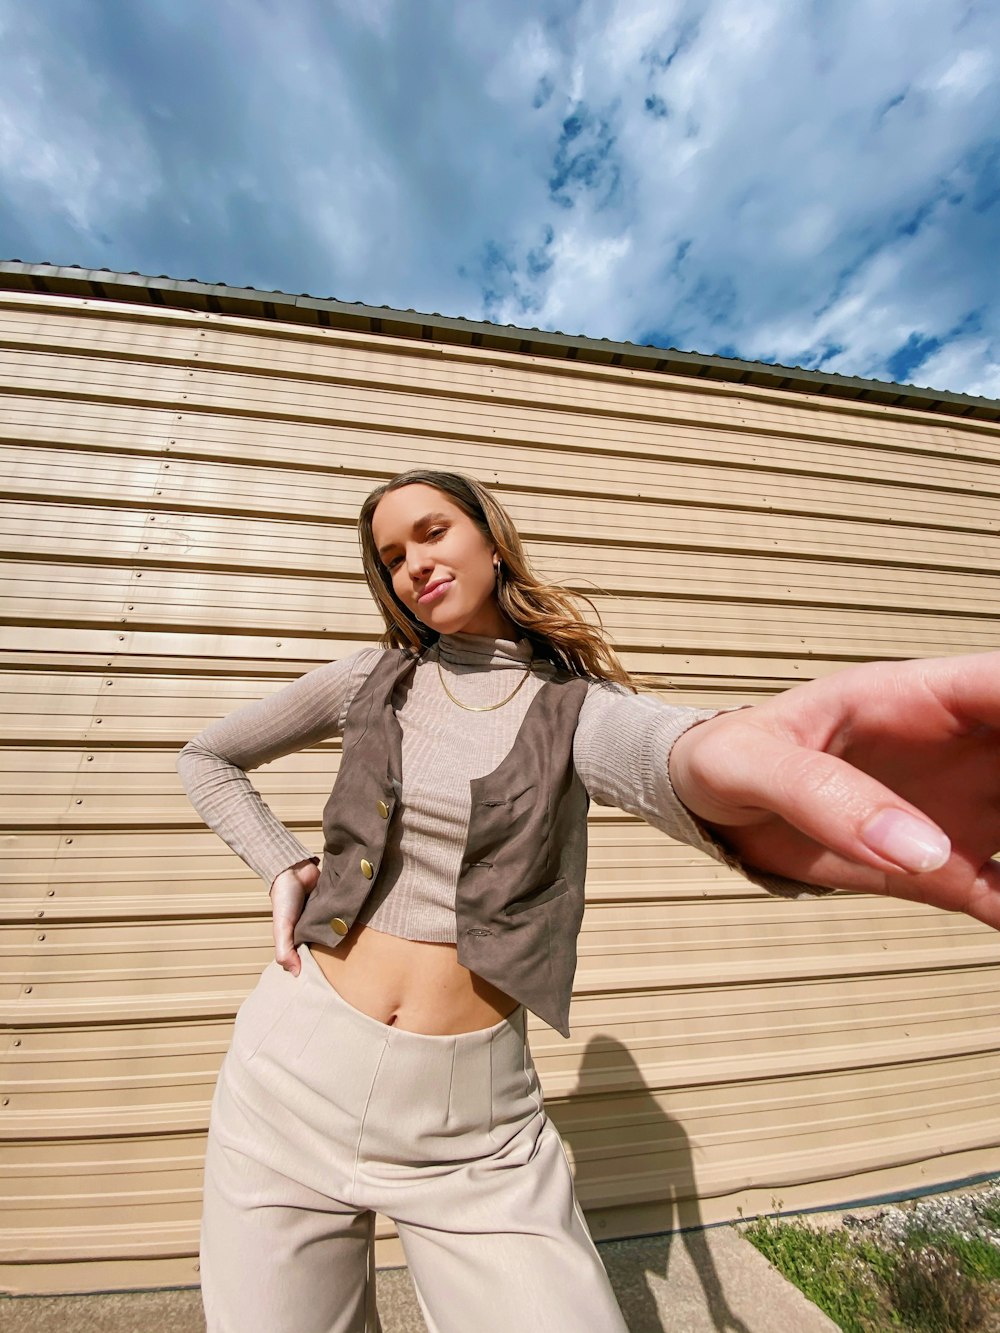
[407,547,433,578]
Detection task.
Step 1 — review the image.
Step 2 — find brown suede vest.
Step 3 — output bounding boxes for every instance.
[293,648,590,1037]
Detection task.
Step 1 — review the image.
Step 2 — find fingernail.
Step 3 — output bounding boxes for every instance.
[862,810,950,873]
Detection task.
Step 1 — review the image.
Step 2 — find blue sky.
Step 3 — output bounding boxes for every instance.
[1,0,998,396]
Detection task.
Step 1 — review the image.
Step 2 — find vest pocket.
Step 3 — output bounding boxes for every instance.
[504,877,569,915]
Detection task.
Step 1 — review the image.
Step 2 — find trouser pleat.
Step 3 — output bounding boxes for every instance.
[200,945,627,1333]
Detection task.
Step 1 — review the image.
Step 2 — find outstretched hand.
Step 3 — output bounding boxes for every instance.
[668,651,1000,928]
[270,859,320,973]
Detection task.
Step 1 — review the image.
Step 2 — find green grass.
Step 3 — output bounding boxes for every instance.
[884,1244,986,1332]
[742,1216,899,1333]
[741,1188,1000,1333]
[923,1231,1000,1284]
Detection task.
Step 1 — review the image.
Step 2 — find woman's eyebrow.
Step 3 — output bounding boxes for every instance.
[377,512,449,557]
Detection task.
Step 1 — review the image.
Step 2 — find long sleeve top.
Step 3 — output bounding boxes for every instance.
[177,631,823,938]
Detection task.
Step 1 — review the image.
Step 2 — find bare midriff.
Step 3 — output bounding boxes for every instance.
[310,922,519,1035]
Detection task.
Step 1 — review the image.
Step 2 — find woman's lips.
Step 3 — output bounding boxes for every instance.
[418,578,453,605]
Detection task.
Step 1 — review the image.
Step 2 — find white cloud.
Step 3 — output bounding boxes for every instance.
[480,19,555,103]
[492,226,634,333]
[931,47,994,102]
[0,3,158,237]
[452,0,1000,391]
[0,0,997,396]
[918,338,1000,398]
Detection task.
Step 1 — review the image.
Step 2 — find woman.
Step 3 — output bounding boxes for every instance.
[178,469,1000,1333]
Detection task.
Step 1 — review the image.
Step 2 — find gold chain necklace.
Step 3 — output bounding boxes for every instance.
[436,651,534,712]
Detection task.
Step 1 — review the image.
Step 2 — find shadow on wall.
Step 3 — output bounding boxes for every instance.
[557,1034,751,1333]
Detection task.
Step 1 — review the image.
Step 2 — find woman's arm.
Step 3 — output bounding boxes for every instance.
[176,648,382,890]
[573,682,828,899]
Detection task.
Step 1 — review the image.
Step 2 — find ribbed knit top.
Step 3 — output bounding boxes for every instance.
[177,633,819,940]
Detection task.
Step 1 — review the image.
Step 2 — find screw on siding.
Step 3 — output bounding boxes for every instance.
[46,890,55,896]
[2,1099,9,1107]
[13,1038,21,1045]
[23,987,32,994]
[118,635,125,641]
[37,934,45,941]
[35,911,44,919]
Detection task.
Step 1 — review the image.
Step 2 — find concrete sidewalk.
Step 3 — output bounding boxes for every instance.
[1,1226,838,1333]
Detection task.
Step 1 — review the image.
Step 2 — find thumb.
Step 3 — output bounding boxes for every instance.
[272,907,301,975]
[297,859,320,892]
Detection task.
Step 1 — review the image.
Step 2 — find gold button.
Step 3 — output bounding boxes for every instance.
[360,858,374,879]
[376,800,389,819]
[330,916,349,936]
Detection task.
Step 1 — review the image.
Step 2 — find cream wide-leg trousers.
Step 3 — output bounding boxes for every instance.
[200,942,629,1333]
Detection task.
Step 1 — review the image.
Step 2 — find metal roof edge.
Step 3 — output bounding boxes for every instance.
[1,259,998,425]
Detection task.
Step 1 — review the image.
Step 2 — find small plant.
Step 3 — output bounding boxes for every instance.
[740,1177,1000,1333]
[743,1215,896,1333]
[909,1228,1000,1284]
[886,1243,984,1332]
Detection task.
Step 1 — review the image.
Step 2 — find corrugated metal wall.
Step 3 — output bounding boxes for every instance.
[2,288,999,1295]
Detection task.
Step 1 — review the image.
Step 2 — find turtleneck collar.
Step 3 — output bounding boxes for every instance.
[435,631,534,668]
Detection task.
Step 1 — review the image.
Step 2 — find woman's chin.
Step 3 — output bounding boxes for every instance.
[419,612,485,638]
[426,618,471,637]
[411,598,504,639]
[413,607,464,636]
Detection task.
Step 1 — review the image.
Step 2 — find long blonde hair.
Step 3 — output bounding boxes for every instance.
[357,470,637,690]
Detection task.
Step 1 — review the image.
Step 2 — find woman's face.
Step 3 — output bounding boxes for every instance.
[371,483,516,639]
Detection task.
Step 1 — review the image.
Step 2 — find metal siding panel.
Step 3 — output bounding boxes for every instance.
[1,293,997,457]
[5,389,1000,506]
[8,500,1000,614]
[2,293,1000,1295]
